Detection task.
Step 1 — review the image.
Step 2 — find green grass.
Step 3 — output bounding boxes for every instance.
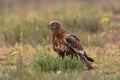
[0,2,112,46]
[0,43,120,80]
[0,49,120,80]
[0,1,120,80]
[31,54,84,72]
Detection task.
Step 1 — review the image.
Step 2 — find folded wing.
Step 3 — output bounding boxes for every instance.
[64,34,94,62]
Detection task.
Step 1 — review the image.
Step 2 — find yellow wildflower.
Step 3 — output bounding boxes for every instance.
[100,17,109,23]
[109,29,113,33]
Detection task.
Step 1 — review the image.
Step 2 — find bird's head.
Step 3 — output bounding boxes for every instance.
[47,20,66,36]
[47,20,62,30]
[47,20,66,35]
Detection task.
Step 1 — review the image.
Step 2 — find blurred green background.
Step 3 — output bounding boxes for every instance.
[0,0,120,80]
[0,0,120,46]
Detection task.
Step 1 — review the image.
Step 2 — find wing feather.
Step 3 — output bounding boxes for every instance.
[64,34,85,55]
[64,34,94,62]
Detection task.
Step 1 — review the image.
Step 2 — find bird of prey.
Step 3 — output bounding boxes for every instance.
[47,20,94,70]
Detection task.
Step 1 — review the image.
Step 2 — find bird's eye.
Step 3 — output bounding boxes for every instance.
[53,23,55,26]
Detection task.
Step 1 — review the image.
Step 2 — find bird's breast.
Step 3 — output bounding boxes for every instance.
[52,36,69,52]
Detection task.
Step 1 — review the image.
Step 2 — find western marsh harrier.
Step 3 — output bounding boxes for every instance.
[48,20,94,70]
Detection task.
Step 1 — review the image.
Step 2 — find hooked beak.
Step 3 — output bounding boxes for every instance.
[47,24,51,29]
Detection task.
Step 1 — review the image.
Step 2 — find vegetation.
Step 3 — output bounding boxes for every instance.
[0,1,120,80]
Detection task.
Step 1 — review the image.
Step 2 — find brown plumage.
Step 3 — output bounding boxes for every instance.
[48,20,94,70]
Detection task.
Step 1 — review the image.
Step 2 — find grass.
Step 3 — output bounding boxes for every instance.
[32,54,83,72]
[0,1,120,80]
[0,43,120,80]
[0,2,112,46]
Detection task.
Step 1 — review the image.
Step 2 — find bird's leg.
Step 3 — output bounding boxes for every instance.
[73,54,79,59]
[58,52,65,59]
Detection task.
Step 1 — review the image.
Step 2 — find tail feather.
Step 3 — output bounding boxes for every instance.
[84,53,94,62]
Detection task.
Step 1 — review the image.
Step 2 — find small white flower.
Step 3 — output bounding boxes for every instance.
[57,71,62,74]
